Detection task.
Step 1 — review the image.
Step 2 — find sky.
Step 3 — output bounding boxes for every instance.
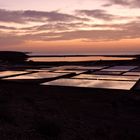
[0,0,140,54]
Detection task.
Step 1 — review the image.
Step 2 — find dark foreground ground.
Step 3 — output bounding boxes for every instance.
[0,81,140,140]
[0,58,140,140]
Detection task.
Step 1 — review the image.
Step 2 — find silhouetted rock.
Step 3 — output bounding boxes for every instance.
[0,51,28,63]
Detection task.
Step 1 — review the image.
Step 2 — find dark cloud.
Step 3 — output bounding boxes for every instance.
[0,9,89,23]
[0,9,24,23]
[0,25,16,30]
[76,9,125,21]
[104,0,140,8]
[23,10,88,22]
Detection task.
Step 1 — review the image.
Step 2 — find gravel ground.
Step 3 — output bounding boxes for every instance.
[0,82,140,140]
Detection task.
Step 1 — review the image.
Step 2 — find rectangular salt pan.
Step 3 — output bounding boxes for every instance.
[53,70,85,74]
[0,71,29,78]
[130,67,140,72]
[48,66,78,70]
[101,66,138,72]
[4,72,69,80]
[93,71,123,75]
[65,66,107,70]
[73,74,139,81]
[123,72,140,76]
[26,69,51,72]
[49,65,107,71]
[42,78,136,90]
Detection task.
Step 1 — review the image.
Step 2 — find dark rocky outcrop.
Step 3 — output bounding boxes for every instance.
[0,51,29,63]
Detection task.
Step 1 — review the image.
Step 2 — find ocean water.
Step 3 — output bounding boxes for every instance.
[28,56,133,62]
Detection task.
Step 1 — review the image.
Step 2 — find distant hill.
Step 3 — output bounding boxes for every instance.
[0,51,29,63]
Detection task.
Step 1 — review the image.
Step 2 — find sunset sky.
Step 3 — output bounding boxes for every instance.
[0,0,140,54]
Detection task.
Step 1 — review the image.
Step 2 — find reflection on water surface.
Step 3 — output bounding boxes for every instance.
[42,78,136,90]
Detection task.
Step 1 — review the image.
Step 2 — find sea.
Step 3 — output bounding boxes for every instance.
[27,52,136,62]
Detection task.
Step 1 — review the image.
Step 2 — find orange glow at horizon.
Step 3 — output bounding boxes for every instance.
[11,38,139,54]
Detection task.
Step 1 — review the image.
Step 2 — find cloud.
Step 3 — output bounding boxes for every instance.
[0,20,140,46]
[0,6,139,46]
[29,22,87,32]
[104,0,140,8]
[0,25,16,30]
[23,10,88,22]
[0,9,24,23]
[25,21,140,41]
[76,9,125,21]
[0,9,89,23]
